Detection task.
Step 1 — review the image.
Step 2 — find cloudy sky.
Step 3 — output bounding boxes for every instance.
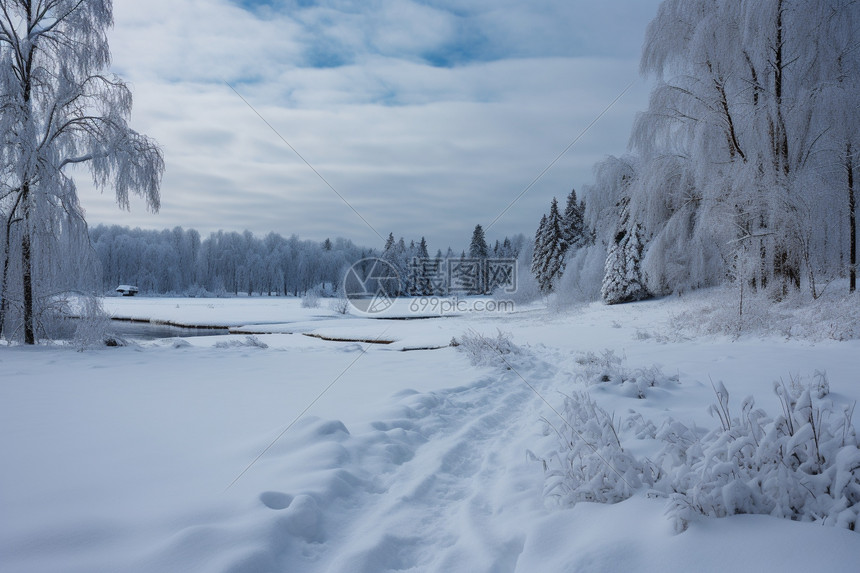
[78,0,663,251]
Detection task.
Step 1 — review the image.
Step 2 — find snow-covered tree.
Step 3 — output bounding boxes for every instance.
[530,214,548,288]
[466,224,489,294]
[601,197,649,305]
[632,0,860,296]
[381,235,409,295]
[409,236,432,295]
[383,232,395,253]
[0,0,163,342]
[469,224,489,260]
[531,198,568,293]
[417,237,429,261]
[561,188,590,251]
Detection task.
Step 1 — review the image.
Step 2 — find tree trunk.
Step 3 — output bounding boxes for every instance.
[0,227,11,338]
[0,191,23,339]
[849,141,856,293]
[21,186,35,344]
[20,37,36,344]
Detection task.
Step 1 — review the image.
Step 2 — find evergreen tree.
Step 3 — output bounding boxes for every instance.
[469,225,489,259]
[500,237,514,259]
[468,225,490,293]
[417,237,430,260]
[531,198,568,292]
[531,214,548,286]
[562,188,590,250]
[383,233,395,254]
[394,237,409,295]
[601,198,649,304]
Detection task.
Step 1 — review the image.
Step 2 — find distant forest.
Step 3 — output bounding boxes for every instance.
[89,225,524,296]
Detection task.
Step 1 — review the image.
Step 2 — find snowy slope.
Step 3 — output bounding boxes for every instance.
[2,296,859,572]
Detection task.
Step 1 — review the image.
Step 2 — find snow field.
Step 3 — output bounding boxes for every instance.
[2,295,859,572]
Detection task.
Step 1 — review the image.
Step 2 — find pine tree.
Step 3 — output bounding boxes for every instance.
[531,214,549,286]
[417,237,429,260]
[562,188,590,250]
[532,198,568,292]
[501,237,514,259]
[408,236,430,295]
[433,247,445,295]
[381,234,407,295]
[394,237,408,295]
[469,225,489,259]
[383,233,395,254]
[468,225,490,293]
[601,198,649,305]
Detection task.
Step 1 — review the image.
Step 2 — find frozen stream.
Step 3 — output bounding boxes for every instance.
[107,319,229,340]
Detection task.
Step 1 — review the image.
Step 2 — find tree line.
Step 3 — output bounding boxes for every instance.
[90,224,525,298]
[379,226,524,297]
[90,225,367,297]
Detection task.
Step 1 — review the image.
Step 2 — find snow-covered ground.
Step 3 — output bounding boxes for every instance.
[1,295,859,572]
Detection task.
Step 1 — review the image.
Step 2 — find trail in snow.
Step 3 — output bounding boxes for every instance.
[133,349,555,573]
[323,365,543,573]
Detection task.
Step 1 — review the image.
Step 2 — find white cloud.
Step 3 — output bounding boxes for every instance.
[77,0,661,251]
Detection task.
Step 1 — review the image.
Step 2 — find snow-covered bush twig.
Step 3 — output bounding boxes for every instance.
[329,290,351,315]
[575,349,677,398]
[543,391,658,505]
[73,295,122,350]
[301,287,321,309]
[214,335,269,349]
[454,329,522,368]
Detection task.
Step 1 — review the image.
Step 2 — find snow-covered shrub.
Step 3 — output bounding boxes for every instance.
[301,287,321,309]
[575,349,677,398]
[811,370,830,399]
[542,362,860,533]
[575,349,624,384]
[214,335,269,349]
[184,284,228,298]
[663,381,860,532]
[668,285,860,341]
[455,329,522,367]
[543,391,658,505]
[72,296,120,349]
[329,290,351,315]
[625,411,658,440]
